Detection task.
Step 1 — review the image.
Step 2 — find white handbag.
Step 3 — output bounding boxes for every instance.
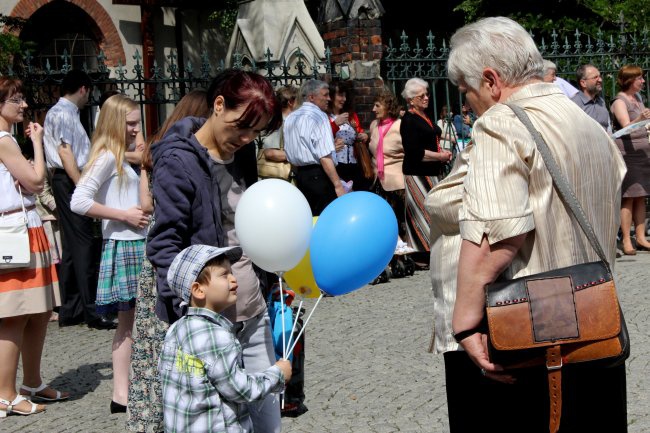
[0,186,30,269]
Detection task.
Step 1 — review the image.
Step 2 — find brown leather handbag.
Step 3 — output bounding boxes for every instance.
[485,104,630,433]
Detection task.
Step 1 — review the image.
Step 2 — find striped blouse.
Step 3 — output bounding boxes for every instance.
[425,83,626,354]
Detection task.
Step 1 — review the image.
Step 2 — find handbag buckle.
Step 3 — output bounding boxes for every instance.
[546,346,563,371]
[546,359,563,371]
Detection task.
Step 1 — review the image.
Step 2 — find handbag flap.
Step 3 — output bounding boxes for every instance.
[486,261,621,351]
[257,148,291,180]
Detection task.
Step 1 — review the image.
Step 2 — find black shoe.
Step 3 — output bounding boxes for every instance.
[88,316,118,330]
[110,400,127,414]
[58,316,84,328]
[390,257,406,278]
[370,268,390,285]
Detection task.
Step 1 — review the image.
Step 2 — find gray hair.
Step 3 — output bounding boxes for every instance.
[543,60,557,76]
[401,78,429,100]
[447,17,544,91]
[300,79,329,100]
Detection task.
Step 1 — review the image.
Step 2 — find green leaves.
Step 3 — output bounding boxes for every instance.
[451,0,648,36]
[0,15,27,72]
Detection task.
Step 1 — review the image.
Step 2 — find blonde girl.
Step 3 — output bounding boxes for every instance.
[71,94,149,413]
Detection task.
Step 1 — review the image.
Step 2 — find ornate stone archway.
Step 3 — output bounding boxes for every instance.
[10,0,125,66]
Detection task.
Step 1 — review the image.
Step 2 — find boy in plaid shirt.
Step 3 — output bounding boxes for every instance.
[159,244,292,432]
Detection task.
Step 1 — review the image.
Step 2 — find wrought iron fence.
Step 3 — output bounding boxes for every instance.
[3,46,336,135]
[384,27,650,122]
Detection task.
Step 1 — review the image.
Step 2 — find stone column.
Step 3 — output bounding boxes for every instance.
[319,0,385,129]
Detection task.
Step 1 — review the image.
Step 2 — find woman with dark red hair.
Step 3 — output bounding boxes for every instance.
[147,69,284,432]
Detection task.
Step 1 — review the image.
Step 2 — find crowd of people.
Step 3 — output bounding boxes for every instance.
[0,14,644,433]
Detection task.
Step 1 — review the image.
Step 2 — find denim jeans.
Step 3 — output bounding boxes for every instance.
[233,310,282,433]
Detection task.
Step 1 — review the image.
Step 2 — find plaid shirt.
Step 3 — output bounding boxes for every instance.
[159,307,284,433]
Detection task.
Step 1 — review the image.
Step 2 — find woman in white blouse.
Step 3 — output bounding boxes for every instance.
[70,94,150,413]
[0,78,67,418]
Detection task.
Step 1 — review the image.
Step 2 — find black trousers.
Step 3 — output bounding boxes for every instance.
[336,162,372,192]
[51,169,102,324]
[294,164,337,216]
[443,350,627,433]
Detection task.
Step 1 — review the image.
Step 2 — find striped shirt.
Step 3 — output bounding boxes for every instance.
[425,83,626,354]
[43,97,91,170]
[159,307,284,433]
[283,102,336,166]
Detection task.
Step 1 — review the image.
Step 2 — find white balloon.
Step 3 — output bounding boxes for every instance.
[235,179,313,272]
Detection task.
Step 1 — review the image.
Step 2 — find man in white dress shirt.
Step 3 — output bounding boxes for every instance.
[44,70,111,329]
[283,79,346,215]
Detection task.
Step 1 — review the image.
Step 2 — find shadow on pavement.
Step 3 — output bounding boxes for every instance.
[48,361,113,401]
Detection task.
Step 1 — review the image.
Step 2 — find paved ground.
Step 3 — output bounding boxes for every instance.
[6,254,649,433]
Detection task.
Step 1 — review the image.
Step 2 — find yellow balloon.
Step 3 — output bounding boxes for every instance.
[283,217,321,298]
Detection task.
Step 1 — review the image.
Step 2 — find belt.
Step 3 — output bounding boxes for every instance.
[295,164,323,172]
[1,204,36,216]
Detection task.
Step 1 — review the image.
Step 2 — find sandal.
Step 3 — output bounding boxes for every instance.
[0,394,45,417]
[20,383,70,402]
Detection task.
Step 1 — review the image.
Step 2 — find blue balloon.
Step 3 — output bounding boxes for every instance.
[310,192,398,296]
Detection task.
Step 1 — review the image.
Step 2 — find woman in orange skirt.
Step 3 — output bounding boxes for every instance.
[0,78,68,418]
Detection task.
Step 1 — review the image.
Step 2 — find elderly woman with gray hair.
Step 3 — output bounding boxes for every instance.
[399,78,452,267]
[425,16,627,433]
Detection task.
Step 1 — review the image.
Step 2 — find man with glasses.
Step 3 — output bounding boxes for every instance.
[43,70,113,330]
[571,64,612,132]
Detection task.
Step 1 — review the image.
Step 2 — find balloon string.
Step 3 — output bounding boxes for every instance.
[287,293,324,355]
[276,272,286,410]
[285,300,303,355]
[277,272,286,360]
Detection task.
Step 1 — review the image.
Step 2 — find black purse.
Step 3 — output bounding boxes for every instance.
[484,103,630,433]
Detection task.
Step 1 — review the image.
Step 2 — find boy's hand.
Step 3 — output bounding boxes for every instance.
[275,359,292,383]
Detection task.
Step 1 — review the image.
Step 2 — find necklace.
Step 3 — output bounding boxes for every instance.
[409,108,433,128]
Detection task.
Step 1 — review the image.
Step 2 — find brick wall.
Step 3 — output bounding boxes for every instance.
[10,0,126,66]
[321,18,385,130]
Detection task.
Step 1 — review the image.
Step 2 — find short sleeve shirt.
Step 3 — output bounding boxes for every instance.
[43,97,91,169]
[283,102,336,166]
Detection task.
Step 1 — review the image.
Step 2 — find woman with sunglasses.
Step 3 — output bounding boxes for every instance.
[0,78,67,418]
[400,78,452,268]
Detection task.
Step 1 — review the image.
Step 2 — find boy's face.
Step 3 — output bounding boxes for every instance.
[196,261,238,312]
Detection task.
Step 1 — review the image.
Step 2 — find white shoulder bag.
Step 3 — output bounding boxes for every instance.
[0,185,31,268]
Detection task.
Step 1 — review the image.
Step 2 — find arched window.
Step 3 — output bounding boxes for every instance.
[38,33,99,71]
[20,1,101,72]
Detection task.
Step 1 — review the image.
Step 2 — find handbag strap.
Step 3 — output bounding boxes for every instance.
[505,103,609,269]
[17,184,28,219]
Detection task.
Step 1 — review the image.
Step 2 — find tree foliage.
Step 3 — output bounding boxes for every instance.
[453,0,649,36]
[0,15,28,72]
[208,0,239,37]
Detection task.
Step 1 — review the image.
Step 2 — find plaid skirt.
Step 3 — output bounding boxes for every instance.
[96,238,145,314]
